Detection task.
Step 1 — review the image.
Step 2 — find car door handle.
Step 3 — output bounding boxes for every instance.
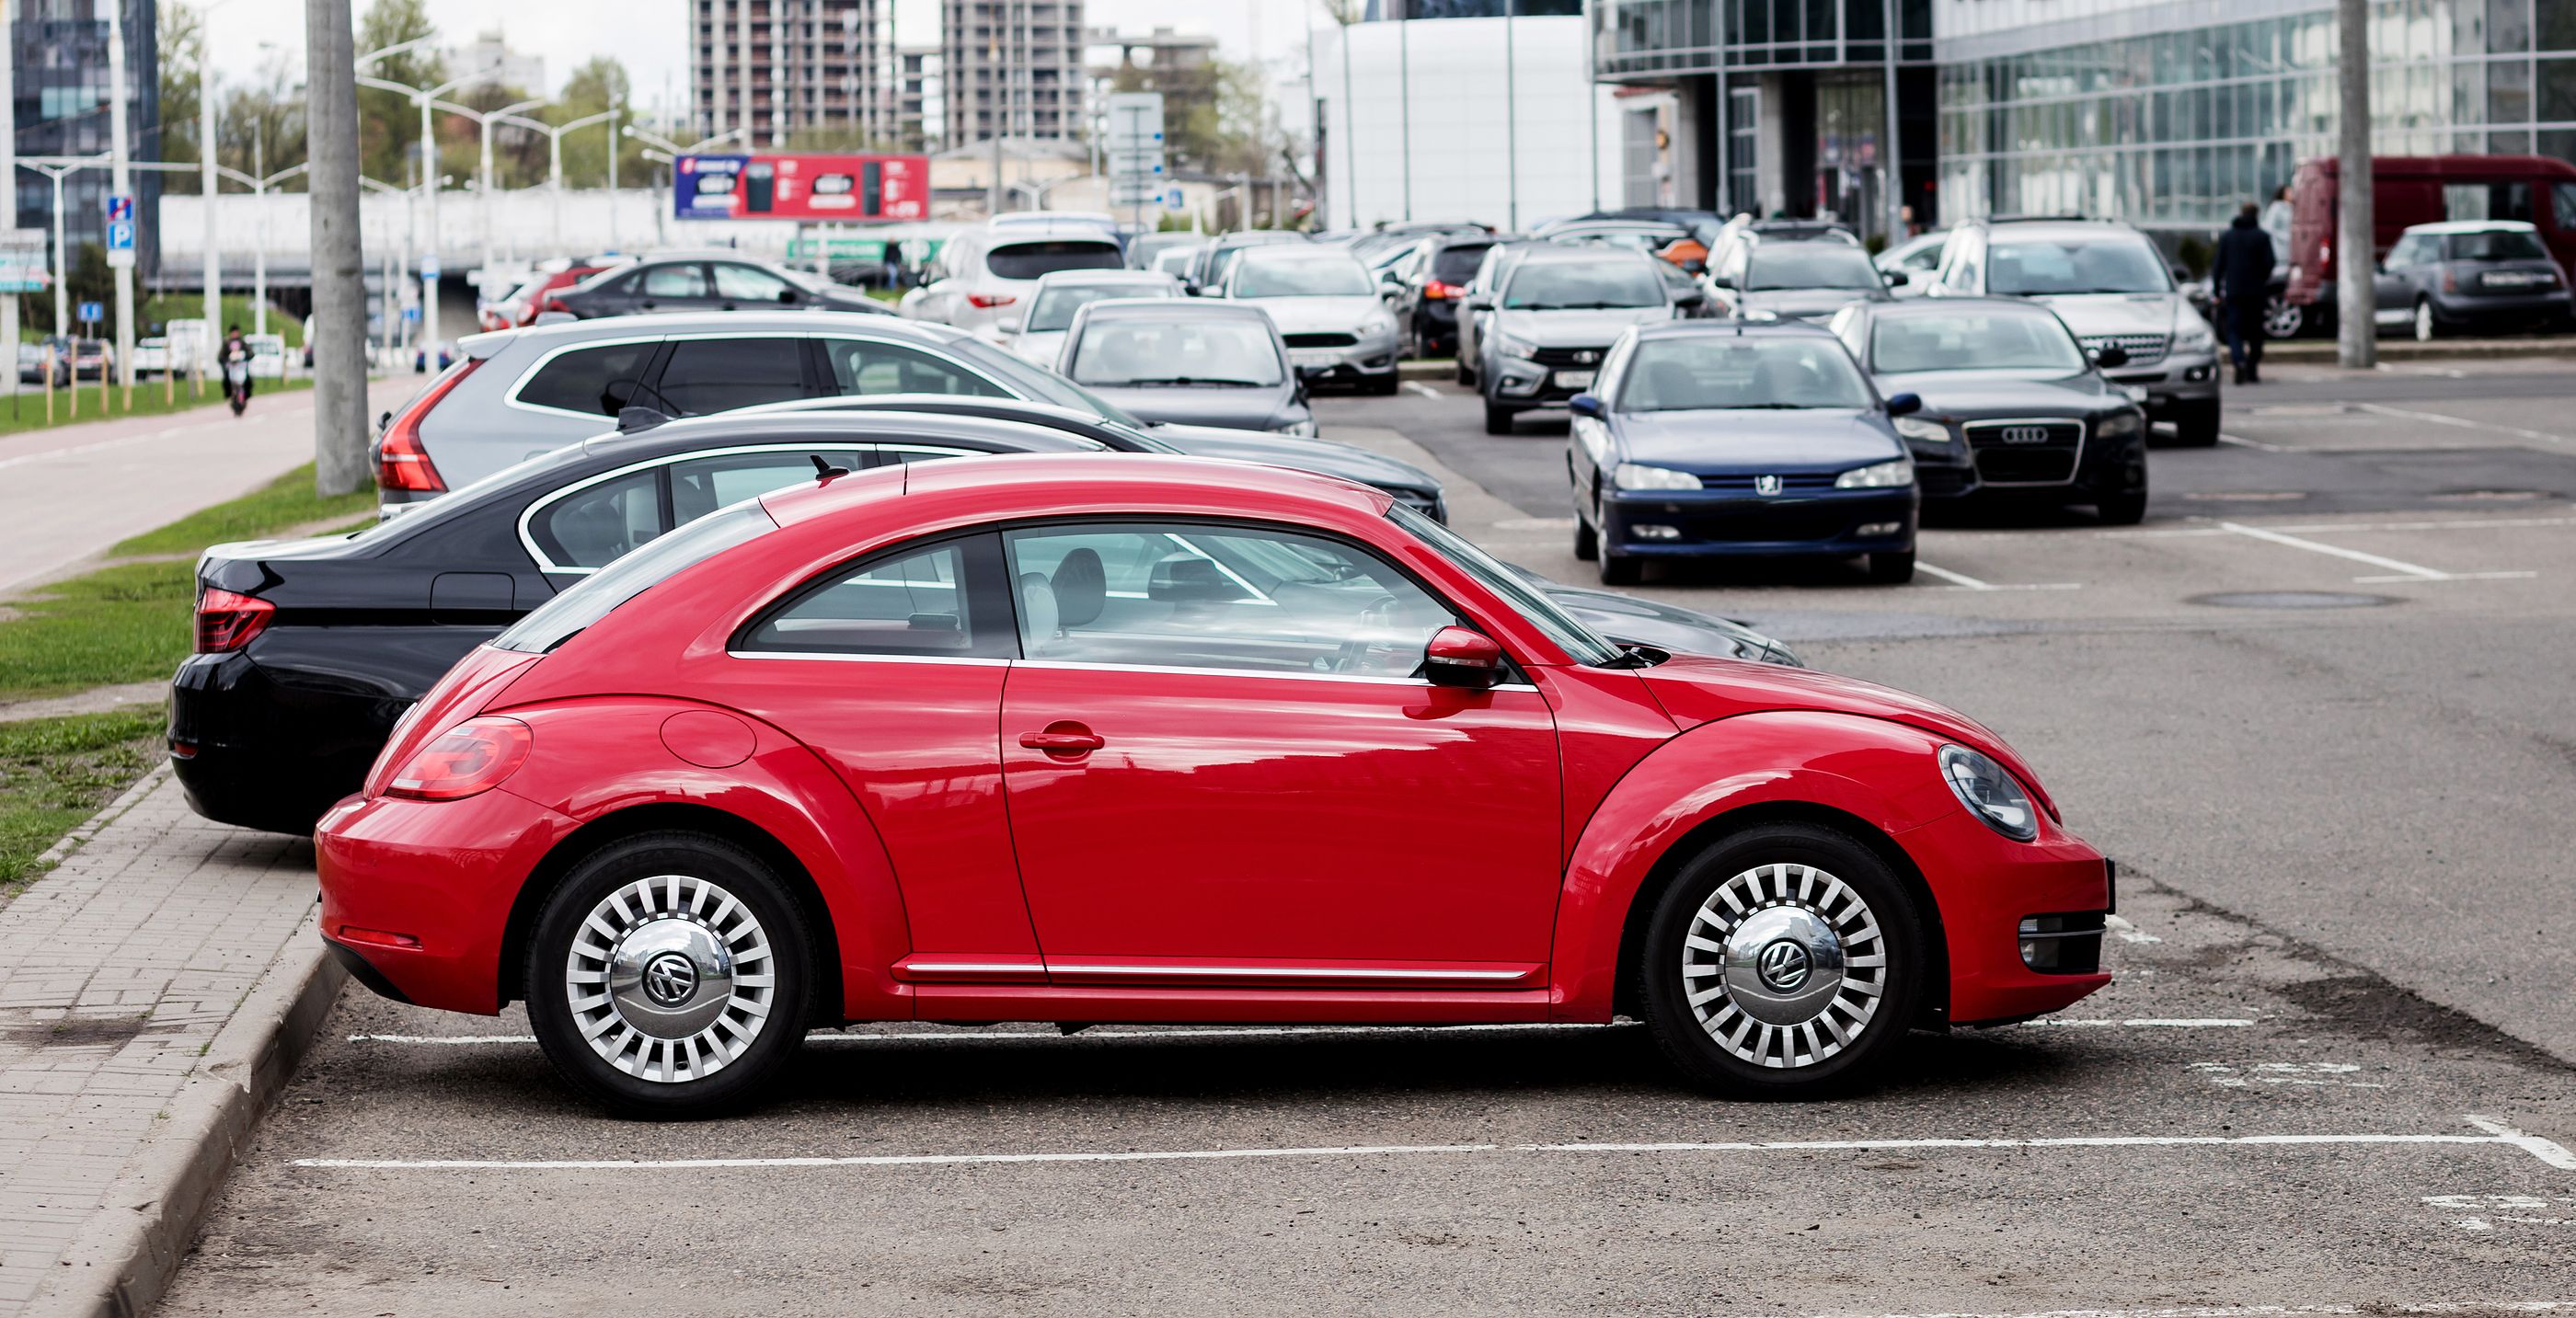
[1019,726,1104,755]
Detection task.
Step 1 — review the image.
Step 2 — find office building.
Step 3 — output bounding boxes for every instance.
[10,0,159,280]
[442,34,546,97]
[943,0,1087,145]
[898,43,943,151]
[692,0,903,148]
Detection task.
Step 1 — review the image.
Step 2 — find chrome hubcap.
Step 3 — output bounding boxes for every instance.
[568,875,776,1084]
[1681,863,1887,1069]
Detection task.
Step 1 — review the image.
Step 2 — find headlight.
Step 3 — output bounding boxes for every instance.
[2173,319,2216,353]
[1363,311,1397,338]
[1834,458,1915,488]
[1494,332,1537,360]
[1611,462,1703,491]
[2095,409,2144,438]
[1938,744,2039,842]
[1892,417,1952,444]
[1272,418,1318,438]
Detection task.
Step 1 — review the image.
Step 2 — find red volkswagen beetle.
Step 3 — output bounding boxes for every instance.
[317,454,2110,1114]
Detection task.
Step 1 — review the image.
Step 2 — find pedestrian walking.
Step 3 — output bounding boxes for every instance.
[217,326,255,417]
[2212,201,2277,384]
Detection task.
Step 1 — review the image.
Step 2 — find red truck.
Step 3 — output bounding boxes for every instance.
[2282,154,2576,333]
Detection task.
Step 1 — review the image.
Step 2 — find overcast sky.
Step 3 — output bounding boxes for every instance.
[204,0,1319,128]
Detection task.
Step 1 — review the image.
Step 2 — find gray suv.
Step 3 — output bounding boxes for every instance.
[1466,247,1675,434]
[1930,219,2223,445]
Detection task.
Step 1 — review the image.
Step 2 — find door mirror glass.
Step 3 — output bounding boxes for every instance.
[1567,392,1605,419]
[1884,391,1923,417]
[1424,625,1504,689]
[1464,296,1493,312]
[1883,269,1909,287]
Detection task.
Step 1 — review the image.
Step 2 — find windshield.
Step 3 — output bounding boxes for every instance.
[1388,504,1623,666]
[1503,260,1665,310]
[1028,282,1170,331]
[943,338,1151,428]
[492,502,776,654]
[1746,245,1886,292]
[1617,337,1876,410]
[1869,310,2087,374]
[1232,257,1374,298]
[1988,238,2172,294]
[2446,230,2548,260]
[984,240,1123,281]
[1068,316,1285,387]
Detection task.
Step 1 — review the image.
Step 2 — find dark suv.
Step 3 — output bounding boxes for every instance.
[1391,233,1501,358]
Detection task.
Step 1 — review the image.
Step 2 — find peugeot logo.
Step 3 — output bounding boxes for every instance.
[1755,939,1813,992]
[1999,426,2053,445]
[1754,475,1783,496]
[641,952,700,1008]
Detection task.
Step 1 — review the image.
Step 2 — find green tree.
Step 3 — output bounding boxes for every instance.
[446,81,546,189]
[219,63,308,181]
[67,243,113,323]
[355,0,444,185]
[157,1,205,169]
[548,58,651,190]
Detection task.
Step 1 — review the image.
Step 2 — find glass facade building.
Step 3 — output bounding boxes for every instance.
[9,0,160,280]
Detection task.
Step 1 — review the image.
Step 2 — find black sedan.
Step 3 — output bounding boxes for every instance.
[1392,233,1501,358]
[1826,297,2148,524]
[546,256,891,318]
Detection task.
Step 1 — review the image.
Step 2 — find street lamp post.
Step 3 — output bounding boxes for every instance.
[496,108,615,253]
[356,62,506,360]
[473,97,547,274]
[213,159,306,341]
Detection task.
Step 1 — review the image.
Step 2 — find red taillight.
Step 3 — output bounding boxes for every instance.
[542,296,570,315]
[378,358,480,493]
[966,292,1018,309]
[1424,281,1463,301]
[195,587,274,653]
[385,716,533,802]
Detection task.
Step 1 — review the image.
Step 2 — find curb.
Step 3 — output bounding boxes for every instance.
[2265,336,2576,362]
[24,917,345,1318]
[24,762,169,879]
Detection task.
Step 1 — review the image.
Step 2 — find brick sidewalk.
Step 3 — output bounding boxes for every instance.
[0,767,316,1313]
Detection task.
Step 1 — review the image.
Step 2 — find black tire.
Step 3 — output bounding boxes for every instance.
[2095,489,2147,526]
[1572,512,1599,561]
[1455,354,1476,386]
[525,831,814,1117]
[1638,821,1927,1096]
[2170,400,2221,447]
[1597,554,1640,586]
[1866,550,1915,584]
[1482,397,1517,435]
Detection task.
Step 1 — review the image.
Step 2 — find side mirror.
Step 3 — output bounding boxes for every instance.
[2092,345,2130,369]
[1883,269,1910,287]
[1465,296,1493,312]
[1424,625,1504,689]
[1380,284,1401,301]
[998,312,1025,333]
[1567,393,1605,419]
[778,288,799,304]
[1884,391,1923,417]
[2170,264,2192,284]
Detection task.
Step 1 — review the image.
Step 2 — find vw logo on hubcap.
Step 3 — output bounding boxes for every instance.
[1755,938,1813,992]
[641,952,699,1008]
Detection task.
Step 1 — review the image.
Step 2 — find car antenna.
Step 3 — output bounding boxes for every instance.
[615,406,670,434]
[810,454,850,480]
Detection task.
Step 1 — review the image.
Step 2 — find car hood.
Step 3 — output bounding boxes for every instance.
[1611,408,1903,473]
[1087,386,1300,432]
[1244,296,1385,335]
[1869,370,2121,416]
[1632,652,2054,817]
[1530,580,1800,666]
[1009,329,1070,368]
[1741,288,1882,319]
[2026,293,2180,337]
[1153,424,1436,495]
[1491,306,1672,347]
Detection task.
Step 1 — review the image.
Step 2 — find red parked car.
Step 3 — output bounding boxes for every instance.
[316,455,2110,1115]
[2283,154,2576,332]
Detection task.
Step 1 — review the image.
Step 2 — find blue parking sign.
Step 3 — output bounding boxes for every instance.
[77,300,102,322]
[105,219,135,253]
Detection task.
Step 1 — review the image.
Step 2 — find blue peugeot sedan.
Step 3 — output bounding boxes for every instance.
[1566,320,1922,585]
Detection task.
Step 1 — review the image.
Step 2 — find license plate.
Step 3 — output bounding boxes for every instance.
[1554,370,1596,389]
[2483,271,2547,288]
[1290,350,1340,370]
[2121,385,2150,403]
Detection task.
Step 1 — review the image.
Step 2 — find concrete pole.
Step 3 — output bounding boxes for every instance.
[607,104,621,249]
[252,135,266,337]
[307,0,371,496]
[49,170,65,337]
[107,0,134,395]
[480,117,496,278]
[1882,0,1903,241]
[1503,0,1518,232]
[549,130,564,253]
[420,97,440,356]
[2334,0,2375,370]
[1584,0,1599,213]
[1397,16,1410,223]
[201,30,219,383]
[1,0,17,401]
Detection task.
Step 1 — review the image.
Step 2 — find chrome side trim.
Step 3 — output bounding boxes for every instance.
[903,962,1048,974]
[723,650,1011,667]
[1046,964,1535,981]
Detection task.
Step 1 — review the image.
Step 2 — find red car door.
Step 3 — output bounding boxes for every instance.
[995,521,1563,987]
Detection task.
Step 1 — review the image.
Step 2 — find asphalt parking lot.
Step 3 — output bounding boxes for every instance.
[161,362,2576,1316]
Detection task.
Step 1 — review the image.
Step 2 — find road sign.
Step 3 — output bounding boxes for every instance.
[1105,93,1167,220]
[105,195,133,223]
[77,301,103,324]
[1165,189,1186,211]
[1110,181,1166,206]
[0,228,45,293]
[105,217,136,269]
[421,255,441,281]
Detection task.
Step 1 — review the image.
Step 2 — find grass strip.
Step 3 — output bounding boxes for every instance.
[112,462,378,557]
[0,708,164,900]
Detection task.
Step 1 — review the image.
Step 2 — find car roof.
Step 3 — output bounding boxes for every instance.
[1858,294,2055,318]
[760,452,1386,530]
[1210,231,1308,249]
[461,310,963,359]
[1633,317,1838,341]
[985,225,1121,246]
[1972,219,2150,242]
[576,410,1107,462]
[1516,245,1658,266]
[737,394,1116,430]
[1079,297,1269,320]
[1032,269,1181,286]
[2402,219,2540,235]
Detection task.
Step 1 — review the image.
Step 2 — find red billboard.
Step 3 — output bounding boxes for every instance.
[673,153,930,223]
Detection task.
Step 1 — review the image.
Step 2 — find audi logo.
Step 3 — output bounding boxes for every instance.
[1998,426,2053,445]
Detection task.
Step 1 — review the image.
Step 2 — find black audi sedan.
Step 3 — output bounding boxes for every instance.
[1826,296,2148,524]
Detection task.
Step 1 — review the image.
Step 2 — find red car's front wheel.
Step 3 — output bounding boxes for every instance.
[1639,822,1926,1095]
[526,832,813,1117]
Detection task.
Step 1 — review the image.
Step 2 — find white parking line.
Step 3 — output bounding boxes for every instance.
[2214,520,2527,582]
[1915,562,2083,592]
[289,1116,2576,1172]
[1405,381,1443,399]
[2217,432,2296,453]
[2105,914,2160,945]
[1740,1305,2576,1318]
[2357,402,2570,446]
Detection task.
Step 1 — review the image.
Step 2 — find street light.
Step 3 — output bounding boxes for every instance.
[354,60,507,354]
[622,124,747,156]
[16,155,109,338]
[496,107,617,252]
[212,160,307,338]
[466,96,547,274]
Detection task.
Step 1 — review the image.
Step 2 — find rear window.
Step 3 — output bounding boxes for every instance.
[494,503,776,653]
[1432,245,1493,283]
[514,341,661,416]
[2445,230,2548,260]
[984,240,1123,281]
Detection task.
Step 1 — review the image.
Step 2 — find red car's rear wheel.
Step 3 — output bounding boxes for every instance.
[1639,822,1926,1095]
[526,831,812,1117]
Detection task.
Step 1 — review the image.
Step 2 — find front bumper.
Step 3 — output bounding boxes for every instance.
[2430,289,2571,330]
[1600,487,1916,558]
[1911,430,2145,506]
[316,786,578,1015]
[1489,353,1604,407]
[1289,333,1399,384]
[1892,806,2112,1026]
[2108,350,2220,413]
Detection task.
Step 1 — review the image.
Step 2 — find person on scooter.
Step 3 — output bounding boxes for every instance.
[218,326,255,416]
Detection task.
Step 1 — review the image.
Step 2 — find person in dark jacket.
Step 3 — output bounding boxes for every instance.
[2211,201,2277,384]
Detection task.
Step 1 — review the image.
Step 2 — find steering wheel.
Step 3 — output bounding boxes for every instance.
[1329,594,1405,675]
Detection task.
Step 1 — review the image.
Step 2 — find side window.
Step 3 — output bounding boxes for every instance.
[2554,183,2576,234]
[656,338,814,414]
[712,263,794,302]
[513,341,661,416]
[739,537,1010,658]
[821,339,1007,396]
[666,450,870,524]
[530,467,665,570]
[641,263,710,299]
[2386,236,2422,269]
[1004,523,1457,679]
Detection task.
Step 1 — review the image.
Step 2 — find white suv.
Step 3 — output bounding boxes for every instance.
[1929,219,2222,445]
[899,222,1126,339]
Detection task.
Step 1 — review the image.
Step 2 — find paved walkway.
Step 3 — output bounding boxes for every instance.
[0,768,315,1313]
